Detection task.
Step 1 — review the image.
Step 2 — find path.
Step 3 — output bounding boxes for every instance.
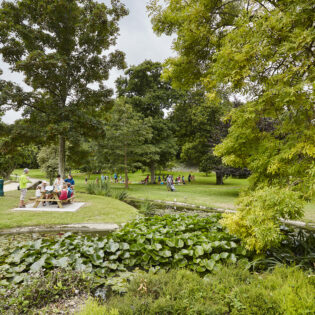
[4,177,41,192]
[0,223,120,235]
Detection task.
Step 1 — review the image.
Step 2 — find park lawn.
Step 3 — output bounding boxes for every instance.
[13,169,315,223]
[0,190,138,230]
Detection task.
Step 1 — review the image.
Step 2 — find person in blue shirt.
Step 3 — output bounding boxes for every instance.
[65,175,75,186]
[66,183,73,198]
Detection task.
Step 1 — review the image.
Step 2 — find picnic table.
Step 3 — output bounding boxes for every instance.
[33,191,74,209]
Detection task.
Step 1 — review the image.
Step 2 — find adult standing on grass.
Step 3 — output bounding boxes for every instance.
[19,168,29,208]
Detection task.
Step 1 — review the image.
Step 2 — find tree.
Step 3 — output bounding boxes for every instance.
[149,0,315,251]
[171,89,231,184]
[116,60,178,183]
[104,99,152,189]
[37,145,59,184]
[0,0,128,178]
[0,120,40,179]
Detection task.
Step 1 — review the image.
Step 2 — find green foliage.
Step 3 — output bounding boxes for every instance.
[0,122,40,179]
[0,269,95,314]
[222,187,305,252]
[0,215,250,287]
[82,266,315,315]
[149,0,315,250]
[0,0,128,176]
[37,145,59,184]
[252,229,315,271]
[86,181,128,201]
[86,181,112,197]
[116,60,178,182]
[103,99,153,188]
[78,299,119,315]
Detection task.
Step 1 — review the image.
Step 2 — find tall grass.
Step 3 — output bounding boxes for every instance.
[86,181,128,201]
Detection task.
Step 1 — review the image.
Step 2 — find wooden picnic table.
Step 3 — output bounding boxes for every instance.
[33,191,74,209]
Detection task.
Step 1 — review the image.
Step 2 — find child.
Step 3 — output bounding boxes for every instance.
[35,185,41,198]
[67,183,73,198]
[59,184,68,200]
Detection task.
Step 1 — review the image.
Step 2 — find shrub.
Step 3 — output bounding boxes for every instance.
[79,266,315,315]
[112,189,128,201]
[86,181,111,197]
[221,187,305,252]
[0,269,95,314]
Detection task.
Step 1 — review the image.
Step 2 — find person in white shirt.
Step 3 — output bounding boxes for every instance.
[53,175,64,191]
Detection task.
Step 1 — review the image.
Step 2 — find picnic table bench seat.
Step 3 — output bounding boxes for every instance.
[32,192,75,209]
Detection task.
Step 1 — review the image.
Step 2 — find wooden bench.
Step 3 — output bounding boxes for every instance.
[33,192,75,208]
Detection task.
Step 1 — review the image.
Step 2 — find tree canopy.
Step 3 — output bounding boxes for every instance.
[116,60,178,183]
[149,0,315,251]
[0,0,128,177]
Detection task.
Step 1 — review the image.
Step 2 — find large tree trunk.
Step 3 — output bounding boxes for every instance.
[216,171,224,185]
[58,136,66,179]
[150,164,155,184]
[124,144,128,189]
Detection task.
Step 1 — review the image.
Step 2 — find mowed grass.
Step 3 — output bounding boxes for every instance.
[0,190,138,230]
[12,169,315,223]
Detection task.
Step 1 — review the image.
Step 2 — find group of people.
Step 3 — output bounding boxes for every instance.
[35,174,75,206]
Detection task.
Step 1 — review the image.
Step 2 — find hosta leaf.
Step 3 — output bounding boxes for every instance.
[106,242,120,253]
[196,266,206,272]
[166,239,175,247]
[30,255,47,272]
[220,252,229,259]
[120,243,130,250]
[204,259,215,271]
[229,253,237,263]
[194,246,204,257]
[202,243,212,253]
[211,254,220,261]
[175,239,184,248]
[159,250,172,257]
[104,261,118,270]
[52,257,69,268]
[176,258,187,267]
[152,243,162,250]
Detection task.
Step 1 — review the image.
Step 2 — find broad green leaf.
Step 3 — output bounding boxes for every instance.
[204,259,215,271]
[159,250,172,257]
[106,242,120,253]
[30,255,47,272]
[194,246,204,257]
[211,254,220,261]
[220,252,229,259]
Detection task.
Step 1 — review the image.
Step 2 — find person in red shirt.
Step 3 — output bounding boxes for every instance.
[59,184,68,200]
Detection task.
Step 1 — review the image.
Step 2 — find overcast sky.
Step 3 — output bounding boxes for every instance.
[1,0,175,124]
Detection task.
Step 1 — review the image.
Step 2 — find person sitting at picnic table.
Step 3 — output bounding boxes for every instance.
[64,175,75,186]
[53,175,64,191]
[67,183,74,198]
[59,184,68,200]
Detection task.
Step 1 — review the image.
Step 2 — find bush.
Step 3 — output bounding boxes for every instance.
[80,266,315,315]
[0,269,95,314]
[86,181,111,197]
[221,187,305,252]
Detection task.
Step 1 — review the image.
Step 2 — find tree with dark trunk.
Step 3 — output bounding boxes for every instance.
[116,61,178,182]
[0,0,128,177]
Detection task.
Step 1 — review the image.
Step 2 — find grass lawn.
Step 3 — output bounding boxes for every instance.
[0,190,138,230]
[12,169,315,223]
